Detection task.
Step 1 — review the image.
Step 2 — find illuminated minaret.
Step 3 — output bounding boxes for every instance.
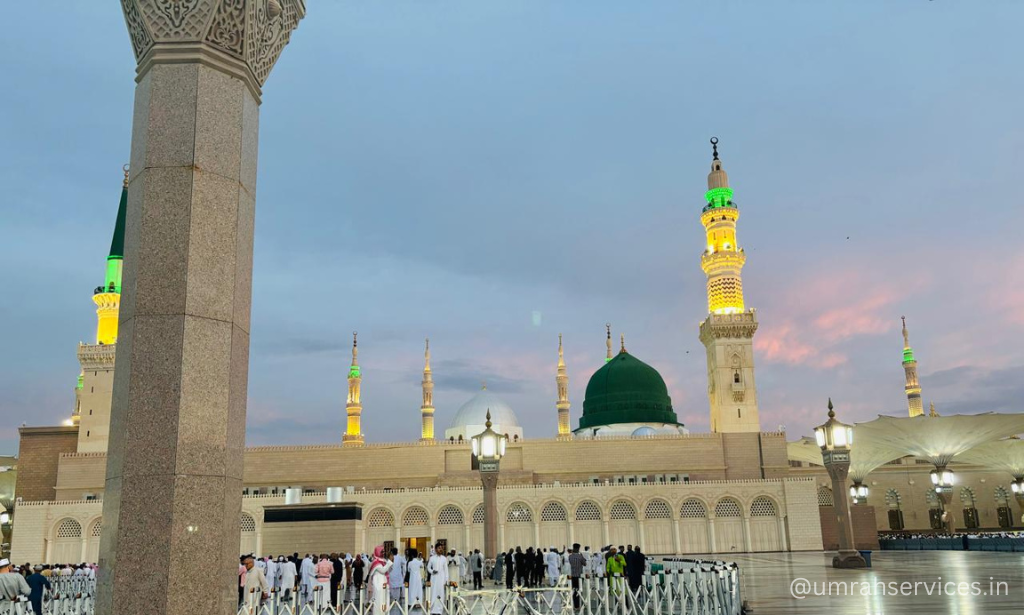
[556,334,571,438]
[902,317,924,417]
[93,165,128,346]
[420,338,435,442]
[73,166,128,451]
[698,139,761,433]
[343,332,365,445]
[605,324,613,362]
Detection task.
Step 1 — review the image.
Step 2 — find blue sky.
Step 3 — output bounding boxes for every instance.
[2,2,1023,452]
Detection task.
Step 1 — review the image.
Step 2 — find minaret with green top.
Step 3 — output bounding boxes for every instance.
[93,165,128,345]
[902,316,924,417]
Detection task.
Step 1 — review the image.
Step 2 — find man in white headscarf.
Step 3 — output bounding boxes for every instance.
[427,545,449,615]
[278,556,297,602]
[545,547,561,586]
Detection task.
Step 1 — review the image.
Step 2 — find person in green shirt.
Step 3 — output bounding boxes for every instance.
[605,547,627,594]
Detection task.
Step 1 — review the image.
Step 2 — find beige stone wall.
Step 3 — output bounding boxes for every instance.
[50,432,789,499]
[75,346,115,454]
[13,478,816,562]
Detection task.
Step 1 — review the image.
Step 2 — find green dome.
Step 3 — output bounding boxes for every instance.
[579,351,679,430]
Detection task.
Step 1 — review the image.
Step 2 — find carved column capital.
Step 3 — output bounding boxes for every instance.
[120,0,305,102]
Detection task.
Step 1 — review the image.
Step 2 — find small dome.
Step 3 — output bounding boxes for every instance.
[578,351,679,431]
[445,387,524,442]
[632,426,657,437]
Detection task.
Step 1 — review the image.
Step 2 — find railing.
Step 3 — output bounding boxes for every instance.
[0,574,96,615]
[234,566,742,615]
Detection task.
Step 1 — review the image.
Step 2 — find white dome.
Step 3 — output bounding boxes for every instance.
[631,426,657,437]
[445,388,523,441]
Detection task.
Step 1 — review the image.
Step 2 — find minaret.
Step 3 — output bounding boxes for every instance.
[93,165,128,346]
[421,338,435,442]
[698,139,761,433]
[556,334,571,438]
[343,332,365,445]
[605,323,613,362]
[902,317,924,417]
[73,166,128,450]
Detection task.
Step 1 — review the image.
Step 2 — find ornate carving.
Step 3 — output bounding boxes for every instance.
[122,0,305,92]
[207,0,247,56]
[121,0,154,59]
[141,0,212,40]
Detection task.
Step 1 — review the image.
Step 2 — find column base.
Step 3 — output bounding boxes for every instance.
[832,550,867,569]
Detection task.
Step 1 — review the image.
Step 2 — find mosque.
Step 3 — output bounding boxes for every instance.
[9,144,1018,564]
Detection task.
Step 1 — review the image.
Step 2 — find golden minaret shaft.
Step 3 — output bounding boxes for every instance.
[421,338,435,441]
[556,334,571,438]
[902,317,924,417]
[698,139,761,433]
[343,332,364,445]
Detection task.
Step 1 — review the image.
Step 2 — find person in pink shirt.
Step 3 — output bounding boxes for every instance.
[315,554,334,604]
[238,556,248,608]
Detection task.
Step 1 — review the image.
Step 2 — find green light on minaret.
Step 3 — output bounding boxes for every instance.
[99,172,128,294]
[704,187,734,209]
[903,348,915,364]
[76,372,84,390]
[349,366,361,378]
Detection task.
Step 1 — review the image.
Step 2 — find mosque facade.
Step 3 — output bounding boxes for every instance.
[9,144,1014,564]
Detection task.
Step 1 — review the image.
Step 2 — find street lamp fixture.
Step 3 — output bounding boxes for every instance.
[929,466,955,533]
[814,399,867,569]
[471,410,507,560]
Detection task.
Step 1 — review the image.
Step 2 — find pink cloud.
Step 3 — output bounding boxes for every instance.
[756,323,847,368]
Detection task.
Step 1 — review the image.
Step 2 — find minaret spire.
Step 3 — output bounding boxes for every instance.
[605,323,613,362]
[901,316,924,417]
[698,139,761,433]
[92,165,128,346]
[343,331,365,445]
[556,334,571,438]
[421,337,435,442]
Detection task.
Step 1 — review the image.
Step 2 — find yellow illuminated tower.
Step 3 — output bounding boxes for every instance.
[421,338,435,442]
[902,317,924,417]
[698,139,761,433]
[343,332,365,445]
[93,165,128,346]
[556,334,571,438]
[73,166,128,450]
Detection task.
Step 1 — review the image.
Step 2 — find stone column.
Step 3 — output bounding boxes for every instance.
[97,4,305,615]
[481,472,499,559]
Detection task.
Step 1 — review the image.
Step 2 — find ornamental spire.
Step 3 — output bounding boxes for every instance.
[421,337,435,442]
[93,166,129,345]
[606,323,612,362]
[902,316,910,349]
[901,317,924,417]
[556,334,570,438]
[344,331,364,445]
[620,333,626,354]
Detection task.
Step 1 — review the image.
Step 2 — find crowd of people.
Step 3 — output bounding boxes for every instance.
[0,558,97,615]
[239,543,649,612]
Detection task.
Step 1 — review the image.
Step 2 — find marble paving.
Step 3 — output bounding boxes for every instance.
[731,551,1023,613]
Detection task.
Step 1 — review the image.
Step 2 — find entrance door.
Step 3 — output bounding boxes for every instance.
[404,536,431,558]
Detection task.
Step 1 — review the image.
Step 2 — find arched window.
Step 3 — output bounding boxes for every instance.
[575,501,601,521]
[680,499,707,519]
[714,499,742,518]
[438,505,464,526]
[884,489,902,510]
[644,500,672,519]
[817,486,834,506]
[367,508,395,528]
[90,520,103,537]
[540,502,567,522]
[961,487,980,529]
[506,503,532,523]
[749,497,776,517]
[56,519,82,539]
[472,505,485,524]
[240,513,256,533]
[609,501,637,520]
[403,507,429,526]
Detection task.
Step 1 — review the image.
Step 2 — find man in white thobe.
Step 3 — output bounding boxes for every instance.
[299,555,316,604]
[545,547,561,586]
[390,548,408,603]
[457,552,468,585]
[427,545,449,615]
[408,554,425,606]
[279,557,297,602]
[265,557,278,594]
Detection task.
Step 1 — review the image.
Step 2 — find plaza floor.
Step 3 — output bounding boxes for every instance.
[731,551,1023,614]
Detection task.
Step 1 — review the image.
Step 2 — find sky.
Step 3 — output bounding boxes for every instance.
[1,2,1023,454]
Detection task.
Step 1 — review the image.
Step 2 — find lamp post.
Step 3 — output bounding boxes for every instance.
[814,399,866,569]
[1011,478,1024,525]
[471,411,507,560]
[930,467,955,534]
[849,482,869,506]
